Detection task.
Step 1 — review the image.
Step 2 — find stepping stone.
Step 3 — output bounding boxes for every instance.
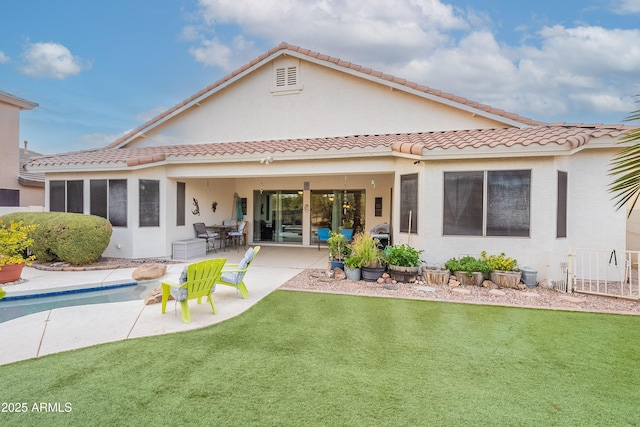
[383,284,399,290]
[521,292,540,298]
[452,288,471,295]
[415,286,436,293]
[559,295,585,304]
[488,289,506,296]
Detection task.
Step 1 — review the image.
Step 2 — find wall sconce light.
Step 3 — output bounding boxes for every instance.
[259,157,274,164]
[371,179,376,188]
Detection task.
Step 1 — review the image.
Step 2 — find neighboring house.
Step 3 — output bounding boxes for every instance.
[0,90,43,208]
[25,43,635,283]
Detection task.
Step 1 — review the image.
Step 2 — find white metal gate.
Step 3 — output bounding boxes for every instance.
[567,247,640,300]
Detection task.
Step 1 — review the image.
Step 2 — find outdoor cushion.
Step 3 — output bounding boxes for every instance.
[220,248,254,284]
[170,267,188,301]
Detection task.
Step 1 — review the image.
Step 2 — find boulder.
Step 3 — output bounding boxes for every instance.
[132,263,167,280]
[333,267,346,280]
[144,286,173,305]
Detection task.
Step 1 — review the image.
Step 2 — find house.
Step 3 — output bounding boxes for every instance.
[24,43,635,283]
[0,90,43,208]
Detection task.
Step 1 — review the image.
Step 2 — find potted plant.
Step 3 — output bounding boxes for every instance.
[327,231,351,270]
[444,255,490,286]
[351,232,386,282]
[0,219,38,284]
[343,255,362,281]
[384,244,424,282]
[481,251,521,289]
[423,265,450,286]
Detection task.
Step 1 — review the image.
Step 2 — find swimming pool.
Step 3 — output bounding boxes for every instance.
[0,281,156,323]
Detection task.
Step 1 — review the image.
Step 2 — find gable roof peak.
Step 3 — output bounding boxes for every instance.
[107,42,545,149]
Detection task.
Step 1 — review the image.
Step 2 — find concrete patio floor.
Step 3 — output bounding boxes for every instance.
[0,246,329,366]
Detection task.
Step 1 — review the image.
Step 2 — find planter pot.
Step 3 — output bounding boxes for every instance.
[490,270,522,289]
[424,268,450,286]
[454,271,484,286]
[361,266,385,282]
[344,266,361,281]
[330,260,344,271]
[0,262,25,284]
[388,265,419,283]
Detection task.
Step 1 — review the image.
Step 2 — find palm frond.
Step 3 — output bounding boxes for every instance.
[609,95,640,217]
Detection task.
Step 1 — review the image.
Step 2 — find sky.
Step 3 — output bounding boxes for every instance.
[1,0,639,155]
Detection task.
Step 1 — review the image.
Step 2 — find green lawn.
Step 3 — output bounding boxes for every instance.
[1,290,639,426]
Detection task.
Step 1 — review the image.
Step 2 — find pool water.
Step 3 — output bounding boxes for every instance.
[0,281,156,323]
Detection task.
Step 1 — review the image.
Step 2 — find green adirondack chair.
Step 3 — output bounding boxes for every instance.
[161,258,226,323]
[213,246,260,299]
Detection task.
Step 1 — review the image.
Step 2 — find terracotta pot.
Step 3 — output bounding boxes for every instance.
[0,263,25,284]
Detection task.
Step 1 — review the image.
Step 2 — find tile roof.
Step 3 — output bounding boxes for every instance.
[25,124,633,170]
[106,42,544,149]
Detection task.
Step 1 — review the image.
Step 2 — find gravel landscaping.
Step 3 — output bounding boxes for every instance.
[280,269,640,316]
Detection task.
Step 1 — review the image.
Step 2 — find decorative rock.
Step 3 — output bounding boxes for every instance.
[517,284,527,290]
[415,285,436,292]
[448,279,460,287]
[333,268,346,280]
[385,277,394,284]
[482,280,497,288]
[132,263,167,280]
[144,286,173,305]
[383,284,399,290]
[488,289,506,296]
[377,277,385,284]
[521,292,540,298]
[382,272,390,279]
[559,295,585,304]
[452,288,471,294]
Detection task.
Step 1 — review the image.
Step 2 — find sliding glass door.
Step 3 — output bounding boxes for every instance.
[253,190,303,244]
[310,190,365,244]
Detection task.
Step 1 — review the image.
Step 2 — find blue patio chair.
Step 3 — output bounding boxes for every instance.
[317,227,330,250]
[341,228,354,242]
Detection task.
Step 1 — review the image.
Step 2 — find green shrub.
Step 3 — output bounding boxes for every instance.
[384,244,424,267]
[480,251,518,271]
[444,255,491,277]
[327,231,351,260]
[1,212,112,265]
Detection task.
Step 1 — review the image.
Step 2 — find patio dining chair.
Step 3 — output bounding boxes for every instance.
[193,222,219,252]
[317,228,330,250]
[227,221,247,251]
[213,246,260,299]
[161,258,226,323]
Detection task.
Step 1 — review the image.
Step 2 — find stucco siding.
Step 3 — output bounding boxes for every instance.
[128,57,507,148]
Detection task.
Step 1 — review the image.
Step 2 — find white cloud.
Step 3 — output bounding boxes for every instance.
[20,42,90,79]
[185,0,640,122]
[78,131,129,148]
[612,0,640,14]
[0,51,9,63]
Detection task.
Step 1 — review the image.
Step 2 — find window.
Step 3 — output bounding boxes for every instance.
[50,180,66,212]
[177,182,185,226]
[139,180,159,227]
[0,189,19,207]
[486,171,530,237]
[557,171,568,238]
[443,172,483,236]
[49,180,83,213]
[443,170,531,237]
[400,174,418,233]
[90,179,127,227]
[66,180,84,213]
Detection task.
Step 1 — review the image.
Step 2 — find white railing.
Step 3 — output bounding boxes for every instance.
[568,247,640,300]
